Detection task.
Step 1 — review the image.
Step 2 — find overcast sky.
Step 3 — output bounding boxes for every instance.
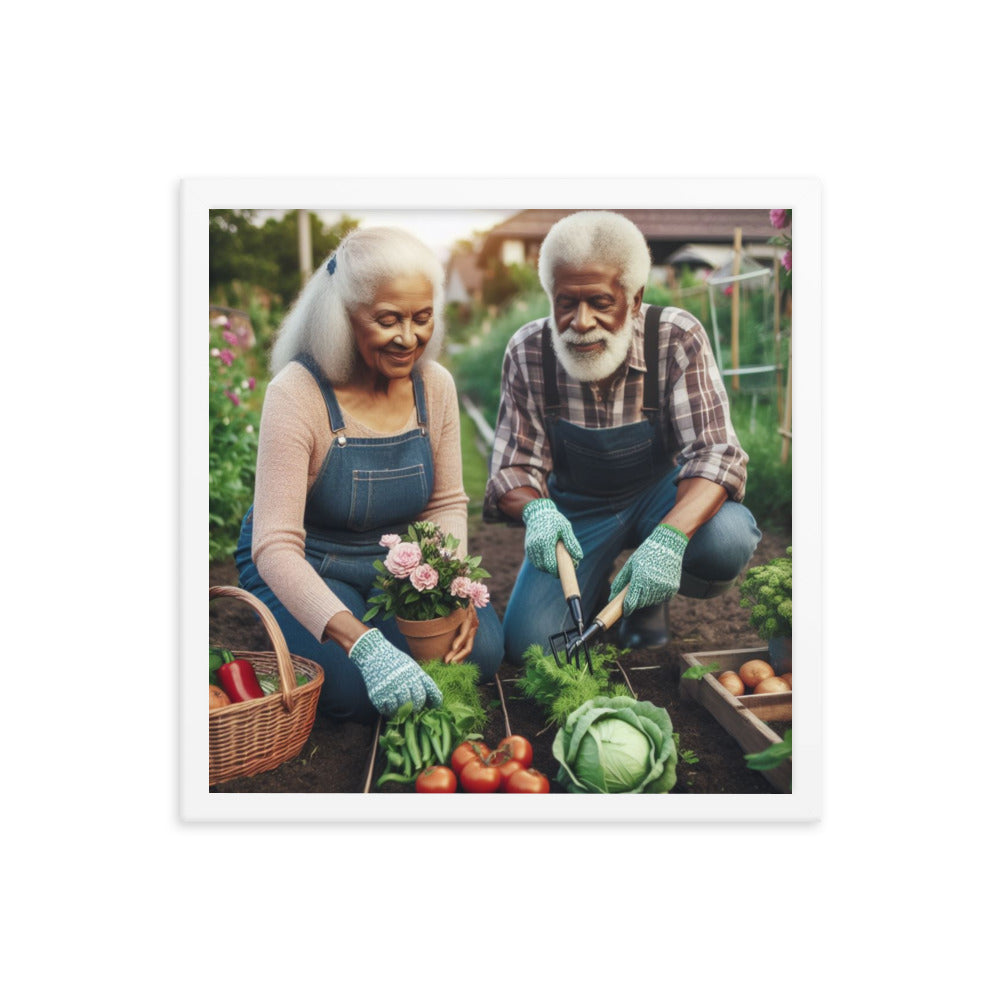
[257,209,515,261]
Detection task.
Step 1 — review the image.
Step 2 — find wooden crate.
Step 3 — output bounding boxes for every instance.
[679,646,792,793]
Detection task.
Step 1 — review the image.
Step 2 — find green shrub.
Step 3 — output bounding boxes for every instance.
[208,320,265,562]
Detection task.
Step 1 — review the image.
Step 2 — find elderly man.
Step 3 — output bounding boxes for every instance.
[484,210,761,662]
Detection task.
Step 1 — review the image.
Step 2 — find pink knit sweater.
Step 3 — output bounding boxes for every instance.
[250,360,469,640]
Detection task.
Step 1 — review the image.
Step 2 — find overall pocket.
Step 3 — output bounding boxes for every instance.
[349,464,429,532]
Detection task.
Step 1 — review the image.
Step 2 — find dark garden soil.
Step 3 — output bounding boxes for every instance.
[209,520,792,795]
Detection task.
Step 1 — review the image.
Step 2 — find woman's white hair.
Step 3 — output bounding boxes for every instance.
[537,211,652,304]
[269,226,446,382]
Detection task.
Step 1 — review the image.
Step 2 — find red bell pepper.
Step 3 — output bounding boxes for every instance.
[217,659,266,703]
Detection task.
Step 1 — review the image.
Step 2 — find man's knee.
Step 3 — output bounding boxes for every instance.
[682,502,761,588]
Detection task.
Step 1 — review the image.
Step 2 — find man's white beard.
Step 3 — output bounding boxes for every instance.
[551,315,634,383]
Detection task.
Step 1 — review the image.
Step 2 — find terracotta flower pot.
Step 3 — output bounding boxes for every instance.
[395,605,467,662]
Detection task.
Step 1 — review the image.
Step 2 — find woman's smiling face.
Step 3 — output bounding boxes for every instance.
[349,274,435,384]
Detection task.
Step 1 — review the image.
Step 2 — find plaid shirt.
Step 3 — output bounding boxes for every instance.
[483,304,748,520]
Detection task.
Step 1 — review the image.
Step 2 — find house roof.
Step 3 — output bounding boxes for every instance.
[479,209,775,262]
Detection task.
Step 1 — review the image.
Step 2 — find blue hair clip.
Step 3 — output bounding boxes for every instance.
[327,254,337,275]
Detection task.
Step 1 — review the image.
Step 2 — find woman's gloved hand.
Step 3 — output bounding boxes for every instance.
[521,497,584,577]
[610,523,688,617]
[348,629,443,716]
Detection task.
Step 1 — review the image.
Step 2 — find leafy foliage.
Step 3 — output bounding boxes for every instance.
[517,643,630,728]
[209,210,360,312]
[740,547,793,639]
[208,320,264,562]
[745,729,792,771]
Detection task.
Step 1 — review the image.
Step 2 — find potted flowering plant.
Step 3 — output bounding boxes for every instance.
[363,521,491,661]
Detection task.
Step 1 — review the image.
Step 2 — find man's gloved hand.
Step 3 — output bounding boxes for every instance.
[610,523,688,617]
[521,497,584,577]
[348,629,443,717]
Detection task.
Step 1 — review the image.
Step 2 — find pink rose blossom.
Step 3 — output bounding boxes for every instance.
[219,349,235,366]
[782,250,792,273]
[385,541,422,578]
[468,582,490,608]
[769,209,788,229]
[450,576,473,599]
[380,533,402,549]
[409,564,439,592]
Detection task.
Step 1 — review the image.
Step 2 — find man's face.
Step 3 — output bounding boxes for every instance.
[550,262,642,383]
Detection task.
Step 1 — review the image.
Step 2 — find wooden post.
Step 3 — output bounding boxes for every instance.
[731,227,742,390]
[297,209,312,289]
[780,336,792,464]
[774,255,784,425]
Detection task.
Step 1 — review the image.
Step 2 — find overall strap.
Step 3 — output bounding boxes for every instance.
[540,321,561,418]
[411,370,429,434]
[294,353,347,438]
[642,306,664,419]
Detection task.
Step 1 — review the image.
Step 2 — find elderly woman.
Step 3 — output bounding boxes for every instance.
[235,226,503,723]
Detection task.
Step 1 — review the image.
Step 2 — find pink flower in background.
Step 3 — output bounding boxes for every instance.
[247,376,256,390]
[724,285,733,297]
[782,250,792,273]
[219,349,235,366]
[468,582,491,608]
[385,541,422,578]
[409,564,439,592]
[225,390,241,406]
[380,533,401,549]
[223,330,239,345]
[769,209,788,229]
[450,576,473,599]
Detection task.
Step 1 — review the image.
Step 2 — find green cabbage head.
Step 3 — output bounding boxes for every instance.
[551,696,677,794]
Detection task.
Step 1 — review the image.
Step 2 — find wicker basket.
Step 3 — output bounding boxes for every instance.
[209,585,324,786]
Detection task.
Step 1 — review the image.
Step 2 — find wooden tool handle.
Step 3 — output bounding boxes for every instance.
[594,586,628,631]
[555,539,581,601]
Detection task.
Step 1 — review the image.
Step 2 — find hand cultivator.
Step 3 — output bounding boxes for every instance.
[548,540,594,672]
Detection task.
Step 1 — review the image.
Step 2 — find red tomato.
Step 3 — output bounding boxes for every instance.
[415,766,457,794]
[450,740,488,775]
[459,759,502,794]
[495,757,525,790]
[496,735,533,769]
[505,768,550,794]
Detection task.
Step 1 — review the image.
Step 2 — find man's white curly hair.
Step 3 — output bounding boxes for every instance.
[269,226,446,382]
[537,210,652,304]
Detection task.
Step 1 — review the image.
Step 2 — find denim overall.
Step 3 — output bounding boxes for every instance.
[502,307,761,662]
[236,353,502,722]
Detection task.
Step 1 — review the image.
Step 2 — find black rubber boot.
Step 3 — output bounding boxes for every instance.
[617,600,670,650]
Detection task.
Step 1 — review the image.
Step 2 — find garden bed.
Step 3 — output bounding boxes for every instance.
[208,520,792,796]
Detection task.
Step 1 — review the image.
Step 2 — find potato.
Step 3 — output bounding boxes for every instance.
[738,658,774,689]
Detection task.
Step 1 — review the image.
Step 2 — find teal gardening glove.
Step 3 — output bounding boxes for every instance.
[610,523,689,617]
[521,497,584,577]
[348,629,443,717]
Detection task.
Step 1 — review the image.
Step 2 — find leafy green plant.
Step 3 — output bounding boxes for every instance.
[208,319,264,562]
[681,661,721,681]
[740,547,792,640]
[517,643,630,728]
[745,729,792,771]
[552,696,678,794]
